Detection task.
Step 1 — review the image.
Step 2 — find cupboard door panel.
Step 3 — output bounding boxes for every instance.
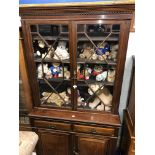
[38,130,70,155]
[75,135,112,155]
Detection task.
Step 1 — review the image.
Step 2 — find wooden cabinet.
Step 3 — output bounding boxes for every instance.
[77,136,109,155]
[30,114,119,155]
[19,2,134,155]
[37,129,71,155]
[75,135,117,155]
[36,127,117,155]
[32,117,118,155]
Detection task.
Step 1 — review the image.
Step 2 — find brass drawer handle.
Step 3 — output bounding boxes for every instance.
[90,129,97,134]
[49,125,56,129]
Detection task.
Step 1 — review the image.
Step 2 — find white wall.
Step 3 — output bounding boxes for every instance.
[116,32,135,147]
[119,32,135,121]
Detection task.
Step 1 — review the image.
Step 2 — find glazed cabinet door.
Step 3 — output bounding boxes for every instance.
[22,20,74,110]
[22,19,130,113]
[37,129,71,155]
[74,135,116,155]
[72,20,130,114]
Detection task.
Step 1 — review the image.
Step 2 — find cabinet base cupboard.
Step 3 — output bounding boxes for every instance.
[19,2,134,155]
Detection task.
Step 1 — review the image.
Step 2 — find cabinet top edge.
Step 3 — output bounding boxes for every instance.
[19,3,135,10]
[19,1,135,8]
[29,108,121,127]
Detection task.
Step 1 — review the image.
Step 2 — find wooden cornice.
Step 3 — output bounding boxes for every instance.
[19,4,135,18]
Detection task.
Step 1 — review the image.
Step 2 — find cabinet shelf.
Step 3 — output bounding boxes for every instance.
[35,58,116,65]
[77,58,117,65]
[38,78,114,86]
[78,36,119,41]
[77,32,120,35]
[38,78,70,83]
[34,58,70,63]
[77,80,114,86]
[32,35,118,42]
[33,36,69,41]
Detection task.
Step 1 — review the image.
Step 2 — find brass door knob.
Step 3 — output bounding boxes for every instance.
[73,85,77,89]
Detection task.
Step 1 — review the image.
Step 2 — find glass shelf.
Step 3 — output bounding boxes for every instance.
[34,58,70,63]
[77,58,117,65]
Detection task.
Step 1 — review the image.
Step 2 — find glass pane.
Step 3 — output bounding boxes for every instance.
[77,84,113,112]
[30,24,71,109]
[39,79,71,108]
[76,22,120,113]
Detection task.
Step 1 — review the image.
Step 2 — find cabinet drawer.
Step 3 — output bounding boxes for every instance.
[73,125,114,136]
[34,120,71,131]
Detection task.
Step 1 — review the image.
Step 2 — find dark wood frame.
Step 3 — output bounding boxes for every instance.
[19,4,135,154]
